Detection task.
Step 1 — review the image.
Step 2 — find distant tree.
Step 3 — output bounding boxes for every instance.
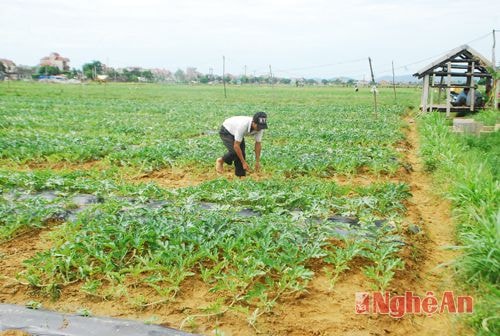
[123,68,141,82]
[105,68,120,81]
[122,69,132,82]
[185,67,201,82]
[0,62,5,74]
[174,69,186,83]
[268,76,278,85]
[240,75,249,84]
[280,78,291,85]
[255,76,266,84]
[141,70,154,81]
[82,61,104,79]
[199,75,210,84]
[151,69,173,82]
[67,68,81,79]
[37,65,60,76]
[321,79,329,85]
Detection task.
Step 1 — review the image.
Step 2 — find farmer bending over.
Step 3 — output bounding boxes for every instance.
[216,112,268,177]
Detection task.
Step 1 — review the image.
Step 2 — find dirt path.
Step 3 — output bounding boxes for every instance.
[0,117,465,335]
[386,117,462,334]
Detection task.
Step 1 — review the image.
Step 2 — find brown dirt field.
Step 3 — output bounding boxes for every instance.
[0,116,467,335]
[0,160,107,172]
[0,331,31,336]
[130,166,406,190]
[0,228,53,300]
[327,173,402,187]
[127,165,273,189]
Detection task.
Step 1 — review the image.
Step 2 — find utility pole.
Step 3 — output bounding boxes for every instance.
[368,57,378,115]
[105,57,109,82]
[222,56,227,98]
[392,60,397,102]
[269,64,273,87]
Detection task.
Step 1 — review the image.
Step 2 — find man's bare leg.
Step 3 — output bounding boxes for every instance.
[215,158,224,173]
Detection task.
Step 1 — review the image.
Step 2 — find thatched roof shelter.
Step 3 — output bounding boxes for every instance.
[413,45,494,116]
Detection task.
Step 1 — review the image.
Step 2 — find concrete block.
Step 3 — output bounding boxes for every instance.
[453,119,481,135]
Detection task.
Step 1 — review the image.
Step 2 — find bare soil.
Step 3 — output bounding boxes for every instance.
[0,331,31,336]
[127,165,272,189]
[0,117,466,335]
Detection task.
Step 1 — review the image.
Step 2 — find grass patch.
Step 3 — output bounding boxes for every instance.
[419,112,499,335]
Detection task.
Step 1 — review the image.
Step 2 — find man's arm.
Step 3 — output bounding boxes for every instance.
[254,141,261,172]
[234,141,250,171]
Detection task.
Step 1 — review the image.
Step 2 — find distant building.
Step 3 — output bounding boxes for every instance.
[16,65,36,80]
[356,80,370,87]
[0,58,16,73]
[40,52,70,71]
[151,68,173,82]
[0,58,18,79]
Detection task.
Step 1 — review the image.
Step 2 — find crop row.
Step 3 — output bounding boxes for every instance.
[1,84,406,175]
[1,171,411,317]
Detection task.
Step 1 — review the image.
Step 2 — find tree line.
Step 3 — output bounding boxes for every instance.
[19,60,360,85]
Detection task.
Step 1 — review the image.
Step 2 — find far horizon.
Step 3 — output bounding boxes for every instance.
[1,0,498,80]
[4,55,427,82]
[1,47,495,82]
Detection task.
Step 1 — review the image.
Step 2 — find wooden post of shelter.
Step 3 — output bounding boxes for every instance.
[496,79,500,110]
[437,75,444,103]
[429,74,435,111]
[422,74,429,112]
[446,62,451,117]
[493,29,498,109]
[469,61,475,112]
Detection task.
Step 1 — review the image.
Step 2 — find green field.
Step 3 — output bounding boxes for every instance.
[0,83,419,174]
[0,82,497,335]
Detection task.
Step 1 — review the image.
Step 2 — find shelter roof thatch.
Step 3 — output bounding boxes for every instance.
[413,45,492,79]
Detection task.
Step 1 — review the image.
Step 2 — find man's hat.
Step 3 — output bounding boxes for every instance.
[253,112,268,130]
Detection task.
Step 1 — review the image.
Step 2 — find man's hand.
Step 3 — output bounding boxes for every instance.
[242,161,250,172]
[255,161,261,172]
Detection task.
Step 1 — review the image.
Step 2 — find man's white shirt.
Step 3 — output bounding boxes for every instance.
[222,116,264,142]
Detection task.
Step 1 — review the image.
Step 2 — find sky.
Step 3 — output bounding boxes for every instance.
[1,0,499,79]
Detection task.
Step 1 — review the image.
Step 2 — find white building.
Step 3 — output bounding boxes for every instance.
[40,52,70,71]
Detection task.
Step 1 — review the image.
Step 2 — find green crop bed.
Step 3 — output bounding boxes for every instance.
[0,82,421,328]
[1,170,410,306]
[0,83,418,175]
